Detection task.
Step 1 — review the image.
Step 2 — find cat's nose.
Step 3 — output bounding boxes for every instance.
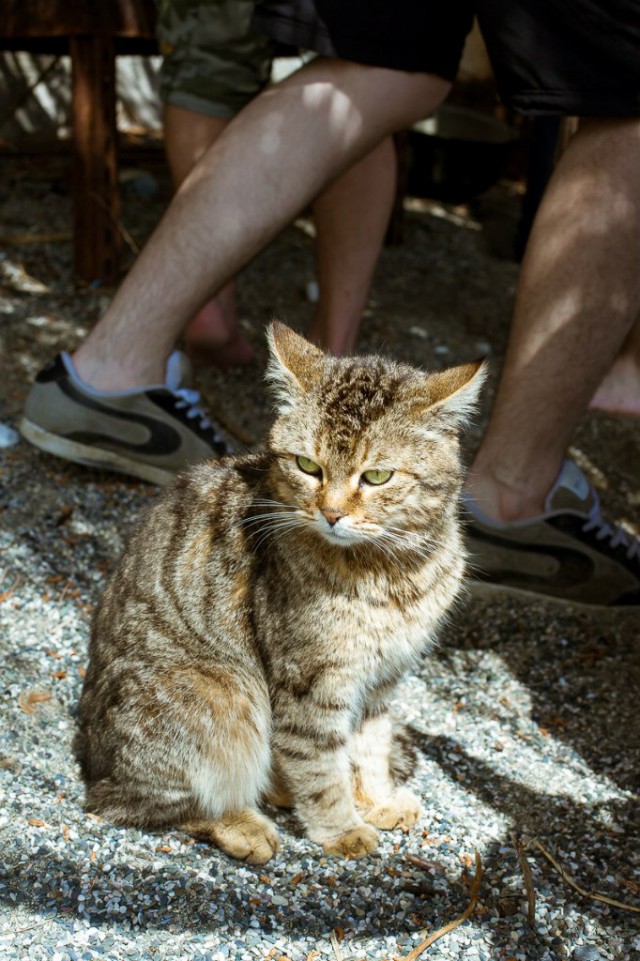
[321,507,343,527]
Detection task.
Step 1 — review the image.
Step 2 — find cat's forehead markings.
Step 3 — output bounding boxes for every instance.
[319,363,400,448]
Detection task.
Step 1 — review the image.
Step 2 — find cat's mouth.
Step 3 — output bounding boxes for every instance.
[316,516,368,547]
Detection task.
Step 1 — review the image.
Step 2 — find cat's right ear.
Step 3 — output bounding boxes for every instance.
[417,358,488,429]
[266,321,325,411]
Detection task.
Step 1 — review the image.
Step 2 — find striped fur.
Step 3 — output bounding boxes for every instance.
[73,322,485,864]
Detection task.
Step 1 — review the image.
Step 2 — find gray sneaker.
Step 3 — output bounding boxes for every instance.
[464,460,640,609]
[20,351,231,485]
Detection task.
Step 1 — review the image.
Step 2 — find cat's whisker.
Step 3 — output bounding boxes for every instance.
[239,511,299,529]
[383,523,442,544]
[351,529,407,570]
[235,497,298,514]
[373,529,438,567]
[250,517,305,535]
[252,527,299,554]
[375,528,413,549]
[382,524,451,556]
[241,497,293,508]
[250,517,308,552]
[380,541,418,571]
[238,505,291,515]
[248,517,302,537]
[373,539,405,568]
[74,322,483,869]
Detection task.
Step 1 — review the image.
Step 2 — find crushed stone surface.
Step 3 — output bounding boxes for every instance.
[1,152,638,961]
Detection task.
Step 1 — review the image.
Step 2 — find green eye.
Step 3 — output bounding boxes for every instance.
[296,455,322,477]
[362,468,393,486]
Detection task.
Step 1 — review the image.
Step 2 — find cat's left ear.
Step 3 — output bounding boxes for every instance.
[266,321,325,411]
[420,359,488,428]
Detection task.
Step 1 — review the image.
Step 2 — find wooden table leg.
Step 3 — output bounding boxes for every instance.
[70,34,121,285]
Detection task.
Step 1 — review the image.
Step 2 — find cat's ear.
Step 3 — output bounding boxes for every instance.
[419,359,488,428]
[266,321,325,411]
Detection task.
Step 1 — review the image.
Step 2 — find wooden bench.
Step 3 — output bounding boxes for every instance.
[0,0,158,284]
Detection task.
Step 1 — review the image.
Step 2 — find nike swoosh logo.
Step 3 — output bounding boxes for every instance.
[467,525,595,590]
[58,379,183,456]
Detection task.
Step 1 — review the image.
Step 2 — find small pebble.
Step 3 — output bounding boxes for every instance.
[305,279,319,303]
[0,422,19,447]
[0,148,636,961]
[571,949,602,961]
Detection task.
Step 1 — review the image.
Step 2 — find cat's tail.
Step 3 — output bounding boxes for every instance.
[389,720,419,784]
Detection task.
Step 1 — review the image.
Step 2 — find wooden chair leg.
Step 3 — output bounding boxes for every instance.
[70,34,120,285]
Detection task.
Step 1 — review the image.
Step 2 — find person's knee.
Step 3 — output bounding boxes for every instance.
[283,56,451,132]
[576,116,640,149]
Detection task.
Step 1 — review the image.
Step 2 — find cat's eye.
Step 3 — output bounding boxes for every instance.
[296,455,322,477]
[362,468,394,486]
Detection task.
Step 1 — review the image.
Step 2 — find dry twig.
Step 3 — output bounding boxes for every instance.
[330,929,344,961]
[88,192,140,256]
[0,575,21,602]
[13,917,55,935]
[530,838,640,915]
[402,850,483,960]
[512,833,536,927]
[17,690,52,714]
[0,232,72,245]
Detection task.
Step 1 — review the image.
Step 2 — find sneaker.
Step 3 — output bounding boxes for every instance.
[20,351,232,485]
[464,460,640,609]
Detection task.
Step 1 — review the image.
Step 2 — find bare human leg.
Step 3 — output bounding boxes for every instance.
[166,106,396,364]
[163,104,255,368]
[71,58,450,391]
[308,135,397,355]
[589,313,640,416]
[466,118,640,523]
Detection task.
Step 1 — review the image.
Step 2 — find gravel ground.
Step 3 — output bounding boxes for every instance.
[1,152,639,961]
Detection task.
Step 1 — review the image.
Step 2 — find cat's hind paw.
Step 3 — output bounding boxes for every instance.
[184,809,280,864]
[322,823,379,859]
[362,788,422,831]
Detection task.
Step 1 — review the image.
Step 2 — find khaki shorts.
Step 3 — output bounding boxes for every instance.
[157,0,276,118]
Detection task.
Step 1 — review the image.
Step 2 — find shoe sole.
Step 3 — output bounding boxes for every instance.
[20,417,175,486]
[466,577,639,613]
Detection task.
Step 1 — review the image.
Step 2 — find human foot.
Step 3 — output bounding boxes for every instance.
[184,301,255,369]
[185,328,256,368]
[20,351,231,484]
[589,355,640,416]
[463,460,640,608]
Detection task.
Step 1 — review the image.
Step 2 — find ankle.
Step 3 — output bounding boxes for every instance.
[184,299,238,347]
[307,319,359,357]
[590,352,640,415]
[72,346,165,392]
[465,463,550,524]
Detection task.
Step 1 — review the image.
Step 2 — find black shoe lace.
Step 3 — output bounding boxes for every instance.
[582,501,640,561]
[174,387,228,450]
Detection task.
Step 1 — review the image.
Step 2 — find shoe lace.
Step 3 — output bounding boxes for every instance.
[582,501,640,561]
[174,386,225,444]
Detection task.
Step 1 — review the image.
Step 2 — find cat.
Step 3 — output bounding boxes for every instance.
[73,321,486,865]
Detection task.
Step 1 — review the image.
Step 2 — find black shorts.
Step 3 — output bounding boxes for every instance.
[253,0,640,116]
[253,0,474,81]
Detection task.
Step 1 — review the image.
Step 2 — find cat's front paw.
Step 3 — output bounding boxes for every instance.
[208,809,280,865]
[362,788,422,831]
[322,823,379,859]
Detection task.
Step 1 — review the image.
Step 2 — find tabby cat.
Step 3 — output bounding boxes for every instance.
[74,322,485,864]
